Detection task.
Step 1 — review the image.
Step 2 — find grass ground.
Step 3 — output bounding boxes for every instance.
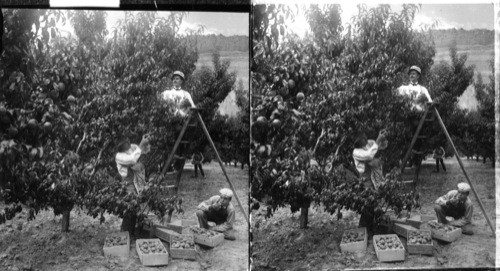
[0,162,249,271]
[251,157,495,270]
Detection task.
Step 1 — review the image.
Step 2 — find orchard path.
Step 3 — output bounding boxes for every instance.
[0,162,249,271]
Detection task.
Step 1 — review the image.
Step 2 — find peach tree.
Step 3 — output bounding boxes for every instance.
[252,4,435,228]
[0,10,235,231]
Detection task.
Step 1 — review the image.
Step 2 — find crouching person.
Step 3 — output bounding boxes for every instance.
[434,182,474,235]
[196,188,236,240]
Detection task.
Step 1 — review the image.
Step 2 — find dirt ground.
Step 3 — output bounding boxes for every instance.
[0,162,249,271]
[251,158,496,270]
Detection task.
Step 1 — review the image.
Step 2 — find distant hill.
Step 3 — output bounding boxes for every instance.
[430,29,494,111]
[190,34,249,53]
[431,29,493,48]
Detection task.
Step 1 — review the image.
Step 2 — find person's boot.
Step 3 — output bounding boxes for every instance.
[224,230,236,241]
[461,224,474,235]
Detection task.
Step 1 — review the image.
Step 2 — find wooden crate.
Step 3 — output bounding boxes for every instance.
[420,215,436,222]
[189,227,224,248]
[406,215,423,229]
[103,231,130,258]
[194,232,224,247]
[155,227,181,243]
[373,234,405,262]
[169,234,197,260]
[430,226,462,242]
[406,215,437,229]
[406,230,433,255]
[339,227,367,253]
[164,219,198,234]
[393,223,418,238]
[136,239,169,266]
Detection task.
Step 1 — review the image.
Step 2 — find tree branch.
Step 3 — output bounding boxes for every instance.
[75,131,87,155]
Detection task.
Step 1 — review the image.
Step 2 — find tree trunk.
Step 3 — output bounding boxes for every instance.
[164,209,174,224]
[299,203,310,229]
[61,209,71,232]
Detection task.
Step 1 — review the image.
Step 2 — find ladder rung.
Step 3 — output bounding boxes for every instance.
[188,124,197,127]
[424,118,433,122]
[401,180,415,184]
[165,185,177,189]
[180,141,190,144]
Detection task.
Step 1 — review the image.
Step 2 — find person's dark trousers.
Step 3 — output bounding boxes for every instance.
[121,211,137,237]
[358,208,374,233]
[196,209,235,240]
[194,164,204,177]
[433,204,473,235]
[196,209,227,229]
[435,158,446,172]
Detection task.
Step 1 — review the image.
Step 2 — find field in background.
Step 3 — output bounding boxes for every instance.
[434,44,494,111]
[196,51,249,117]
[194,44,492,115]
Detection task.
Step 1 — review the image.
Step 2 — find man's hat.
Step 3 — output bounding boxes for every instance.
[408,65,421,75]
[172,71,185,81]
[219,188,234,199]
[457,182,471,193]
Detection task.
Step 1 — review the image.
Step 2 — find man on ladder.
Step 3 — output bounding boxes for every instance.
[157,70,250,229]
[397,65,433,182]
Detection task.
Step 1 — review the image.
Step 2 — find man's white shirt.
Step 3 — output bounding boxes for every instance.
[161,88,195,116]
[397,83,432,111]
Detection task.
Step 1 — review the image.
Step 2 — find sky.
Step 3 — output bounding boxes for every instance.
[56,10,249,37]
[287,3,494,37]
[105,11,249,36]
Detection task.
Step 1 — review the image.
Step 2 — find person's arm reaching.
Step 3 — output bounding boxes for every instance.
[115,144,142,166]
[421,86,433,102]
[184,91,196,107]
[353,142,379,162]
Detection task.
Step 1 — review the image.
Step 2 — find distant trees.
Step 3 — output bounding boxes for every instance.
[431,29,494,47]
[189,34,249,53]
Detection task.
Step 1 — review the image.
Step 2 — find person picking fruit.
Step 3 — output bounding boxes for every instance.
[352,129,388,230]
[115,134,151,194]
[115,134,151,234]
[397,65,433,180]
[397,65,433,112]
[161,71,196,116]
[196,188,236,240]
[352,129,388,190]
[434,182,474,235]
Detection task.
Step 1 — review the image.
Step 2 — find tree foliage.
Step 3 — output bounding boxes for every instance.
[0,10,236,230]
[251,4,441,228]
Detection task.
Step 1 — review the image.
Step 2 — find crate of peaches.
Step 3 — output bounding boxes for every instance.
[103,231,130,258]
[373,234,405,262]
[340,227,367,253]
[170,234,197,260]
[427,221,461,242]
[406,230,433,255]
[135,239,169,266]
[189,226,224,248]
